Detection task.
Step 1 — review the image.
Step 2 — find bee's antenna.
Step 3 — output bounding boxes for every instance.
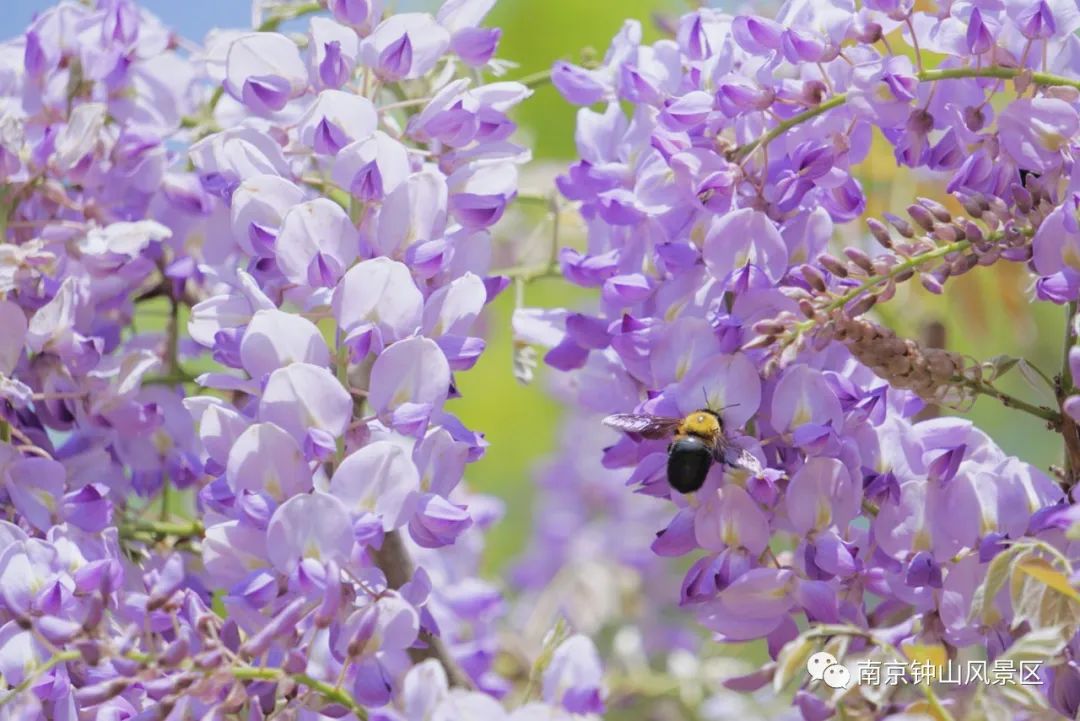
[702,387,740,414]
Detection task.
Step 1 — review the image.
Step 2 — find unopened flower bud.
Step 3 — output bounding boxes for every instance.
[161,638,189,667]
[917,197,951,223]
[240,598,309,658]
[800,264,827,292]
[963,105,985,132]
[977,246,1002,266]
[818,253,849,277]
[75,679,129,706]
[847,294,877,316]
[932,224,959,243]
[843,247,874,273]
[1002,245,1033,261]
[919,273,944,294]
[347,604,379,658]
[76,639,102,666]
[949,254,978,276]
[1010,183,1033,213]
[752,319,786,336]
[800,79,827,106]
[742,334,777,351]
[963,221,986,248]
[854,20,883,43]
[884,212,915,238]
[907,204,936,232]
[284,649,307,674]
[907,108,934,135]
[866,218,893,248]
[194,649,223,668]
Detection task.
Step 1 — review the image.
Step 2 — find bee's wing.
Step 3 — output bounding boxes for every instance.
[601,414,682,439]
[715,437,765,476]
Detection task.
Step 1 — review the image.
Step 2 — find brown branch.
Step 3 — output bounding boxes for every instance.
[1060,302,1080,485]
[371,531,475,689]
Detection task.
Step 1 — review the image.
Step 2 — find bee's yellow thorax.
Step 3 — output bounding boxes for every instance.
[680,411,721,438]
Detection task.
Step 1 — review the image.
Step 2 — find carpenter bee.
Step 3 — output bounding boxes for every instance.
[602,407,763,494]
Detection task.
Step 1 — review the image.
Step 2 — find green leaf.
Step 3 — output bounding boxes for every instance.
[982,355,1020,383]
[1001,626,1068,664]
[773,635,815,693]
[1017,359,1058,405]
[970,545,1022,625]
[1016,558,1080,604]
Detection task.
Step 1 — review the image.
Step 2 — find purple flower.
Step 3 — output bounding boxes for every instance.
[542,635,605,714]
[224,33,308,114]
[998,98,1079,173]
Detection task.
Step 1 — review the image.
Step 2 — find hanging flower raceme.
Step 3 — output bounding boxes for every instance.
[0,1,602,718]
[521,2,1080,718]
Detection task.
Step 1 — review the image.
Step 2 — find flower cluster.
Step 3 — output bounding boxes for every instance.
[525,1,1080,718]
[0,1,605,718]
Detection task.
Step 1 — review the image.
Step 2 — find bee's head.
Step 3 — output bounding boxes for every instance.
[684,409,722,437]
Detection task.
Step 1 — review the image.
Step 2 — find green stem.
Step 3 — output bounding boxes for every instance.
[256,2,322,31]
[230,666,368,718]
[0,651,81,707]
[966,379,1062,426]
[795,240,972,332]
[511,68,554,90]
[734,94,847,160]
[733,65,1080,160]
[294,673,369,718]
[119,518,205,540]
[919,66,1080,91]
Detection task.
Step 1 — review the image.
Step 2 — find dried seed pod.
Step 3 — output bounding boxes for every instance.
[832,314,975,406]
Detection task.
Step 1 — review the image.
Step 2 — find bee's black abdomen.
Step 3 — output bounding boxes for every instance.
[667,436,713,494]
